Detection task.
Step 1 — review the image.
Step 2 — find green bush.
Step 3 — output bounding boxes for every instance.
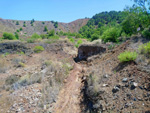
[77,39,83,45]
[3,32,17,40]
[16,21,19,25]
[33,46,44,53]
[142,27,150,39]
[69,38,75,43]
[20,27,23,31]
[118,51,138,62]
[44,26,48,32]
[101,27,121,42]
[15,32,19,39]
[91,34,100,41]
[31,33,41,39]
[48,29,55,36]
[139,41,150,58]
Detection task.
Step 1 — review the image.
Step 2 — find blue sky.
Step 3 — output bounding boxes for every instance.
[0,0,134,23]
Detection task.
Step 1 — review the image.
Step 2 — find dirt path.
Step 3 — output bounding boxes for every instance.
[53,63,84,113]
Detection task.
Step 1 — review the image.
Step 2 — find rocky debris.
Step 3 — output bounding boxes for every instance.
[0,41,32,54]
[82,36,150,112]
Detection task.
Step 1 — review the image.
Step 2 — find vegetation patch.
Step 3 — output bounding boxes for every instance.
[3,32,17,40]
[33,46,44,53]
[118,51,138,62]
[139,41,150,58]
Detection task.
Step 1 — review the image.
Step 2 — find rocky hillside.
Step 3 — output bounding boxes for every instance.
[0,18,89,36]
[0,35,150,113]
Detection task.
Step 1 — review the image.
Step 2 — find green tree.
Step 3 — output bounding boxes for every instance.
[54,22,58,28]
[44,26,48,32]
[23,24,26,27]
[48,29,55,36]
[15,32,19,39]
[133,0,150,12]
[16,21,19,25]
[20,27,23,31]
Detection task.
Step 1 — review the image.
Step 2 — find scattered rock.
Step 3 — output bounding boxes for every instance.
[122,78,128,82]
[131,82,138,90]
[112,85,120,93]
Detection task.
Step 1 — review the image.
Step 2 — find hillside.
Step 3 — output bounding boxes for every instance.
[0,18,89,36]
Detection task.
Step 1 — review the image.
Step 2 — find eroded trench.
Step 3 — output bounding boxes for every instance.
[74,44,107,113]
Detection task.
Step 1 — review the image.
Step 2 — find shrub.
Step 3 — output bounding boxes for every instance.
[77,39,83,45]
[18,62,25,67]
[75,34,82,38]
[15,32,19,39]
[69,37,75,43]
[16,21,19,25]
[33,46,44,53]
[31,33,41,39]
[3,32,17,40]
[101,27,121,42]
[40,34,48,39]
[48,29,55,36]
[44,26,48,32]
[54,22,58,28]
[16,29,20,32]
[91,34,100,41]
[139,41,150,58]
[75,39,83,48]
[20,27,23,31]
[5,75,19,85]
[142,27,150,39]
[118,51,138,62]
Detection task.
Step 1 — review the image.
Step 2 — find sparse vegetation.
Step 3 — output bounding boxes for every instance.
[139,41,150,58]
[118,51,138,62]
[33,46,44,53]
[142,27,150,39]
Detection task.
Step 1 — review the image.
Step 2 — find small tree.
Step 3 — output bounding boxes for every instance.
[48,29,55,36]
[15,32,19,39]
[16,21,19,25]
[20,27,23,31]
[44,26,48,32]
[23,24,26,27]
[54,22,58,28]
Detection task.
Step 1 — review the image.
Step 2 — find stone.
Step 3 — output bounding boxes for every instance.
[131,82,138,90]
[122,78,128,82]
[102,84,109,87]
[112,86,120,93]
[103,74,109,78]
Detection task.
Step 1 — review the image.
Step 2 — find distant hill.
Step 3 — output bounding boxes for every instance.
[0,18,89,36]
